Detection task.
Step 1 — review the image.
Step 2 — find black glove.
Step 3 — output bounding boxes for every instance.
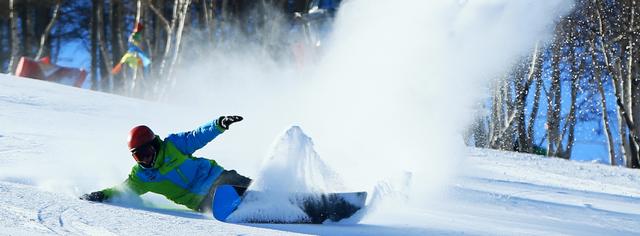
[217,116,243,130]
[80,191,106,202]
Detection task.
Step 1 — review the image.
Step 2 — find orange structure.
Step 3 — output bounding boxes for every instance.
[15,57,87,88]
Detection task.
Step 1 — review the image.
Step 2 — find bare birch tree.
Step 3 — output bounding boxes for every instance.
[35,0,62,60]
[547,37,563,158]
[8,0,20,74]
[166,0,192,87]
[591,42,617,165]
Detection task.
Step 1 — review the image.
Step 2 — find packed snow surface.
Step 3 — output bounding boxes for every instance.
[2,75,640,235]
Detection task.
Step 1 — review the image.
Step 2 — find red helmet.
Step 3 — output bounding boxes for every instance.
[128,125,155,151]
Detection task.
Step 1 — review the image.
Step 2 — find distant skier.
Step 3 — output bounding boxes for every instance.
[80,116,251,213]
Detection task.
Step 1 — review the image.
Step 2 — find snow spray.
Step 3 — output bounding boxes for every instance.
[166,0,571,218]
[295,0,574,218]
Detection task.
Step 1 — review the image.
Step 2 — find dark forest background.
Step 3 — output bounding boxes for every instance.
[1,0,335,95]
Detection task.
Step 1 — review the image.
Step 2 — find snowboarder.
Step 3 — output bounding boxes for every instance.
[80,116,251,213]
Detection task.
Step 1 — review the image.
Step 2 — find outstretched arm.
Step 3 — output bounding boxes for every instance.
[80,173,148,202]
[165,116,243,155]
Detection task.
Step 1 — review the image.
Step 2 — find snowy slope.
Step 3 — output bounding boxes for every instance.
[2,75,640,235]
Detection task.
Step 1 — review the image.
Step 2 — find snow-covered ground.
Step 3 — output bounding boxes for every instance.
[2,74,640,235]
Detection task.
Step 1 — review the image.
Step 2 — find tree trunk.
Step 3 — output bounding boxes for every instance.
[632,49,640,167]
[152,0,162,59]
[152,0,177,80]
[53,30,61,63]
[632,77,640,167]
[619,40,631,167]
[97,0,113,92]
[620,2,635,167]
[489,79,504,149]
[500,79,510,149]
[36,0,61,60]
[593,49,617,165]
[527,48,545,153]
[166,0,192,87]
[210,0,217,45]
[547,40,563,157]
[91,0,99,90]
[135,0,143,23]
[517,44,541,153]
[221,0,228,41]
[20,0,34,57]
[630,4,640,168]
[560,29,579,159]
[563,49,581,160]
[202,0,215,47]
[111,0,125,93]
[1,18,6,70]
[598,74,617,166]
[201,0,209,30]
[33,2,50,59]
[8,0,20,74]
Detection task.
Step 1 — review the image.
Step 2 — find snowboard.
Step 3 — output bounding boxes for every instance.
[211,184,367,224]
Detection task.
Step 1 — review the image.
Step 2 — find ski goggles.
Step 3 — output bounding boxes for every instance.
[131,142,156,164]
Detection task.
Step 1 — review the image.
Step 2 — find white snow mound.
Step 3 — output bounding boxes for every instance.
[228,126,347,223]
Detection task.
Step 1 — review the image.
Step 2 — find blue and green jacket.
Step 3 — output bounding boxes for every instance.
[101,120,226,211]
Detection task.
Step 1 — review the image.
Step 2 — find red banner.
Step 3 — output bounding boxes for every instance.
[15,57,86,88]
